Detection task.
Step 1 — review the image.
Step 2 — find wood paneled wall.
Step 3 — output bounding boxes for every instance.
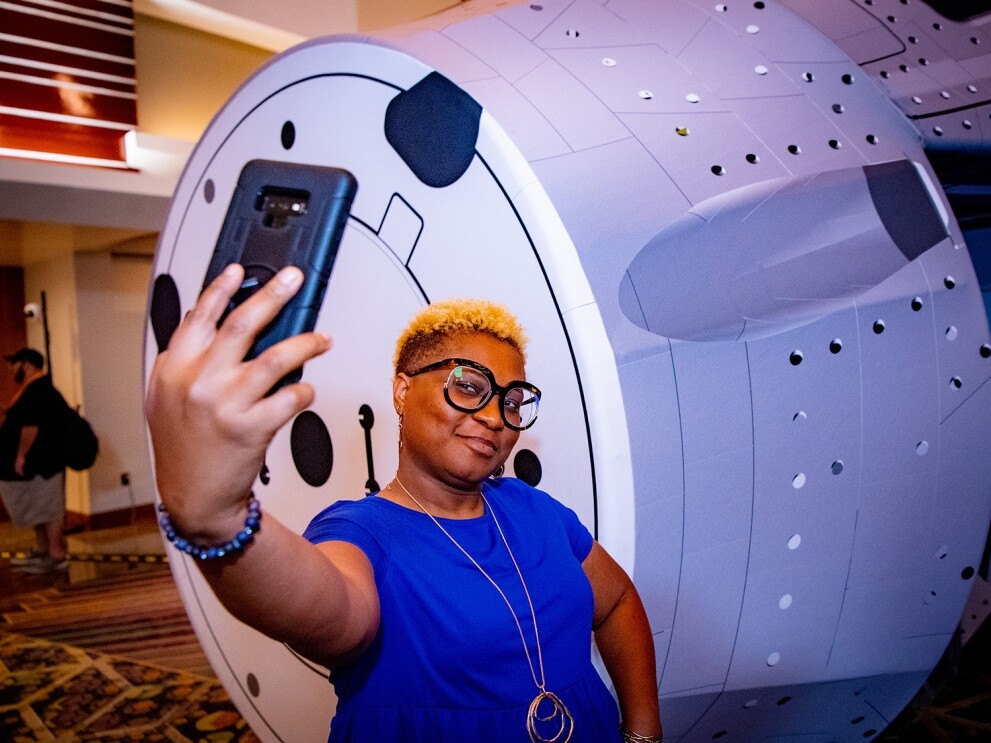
[0,0,137,167]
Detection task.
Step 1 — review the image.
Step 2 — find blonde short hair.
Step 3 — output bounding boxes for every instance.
[394,298,528,374]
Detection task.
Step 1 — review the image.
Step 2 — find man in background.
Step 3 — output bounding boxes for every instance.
[0,348,69,574]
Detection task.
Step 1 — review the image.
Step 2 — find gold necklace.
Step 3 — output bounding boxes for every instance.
[392,476,574,743]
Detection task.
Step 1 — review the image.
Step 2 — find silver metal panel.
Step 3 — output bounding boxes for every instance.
[676,19,798,100]
[515,57,631,151]
[549,44,728,115]
[442,13,548,83]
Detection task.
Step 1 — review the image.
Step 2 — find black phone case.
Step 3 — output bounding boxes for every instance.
[203,159,358,387]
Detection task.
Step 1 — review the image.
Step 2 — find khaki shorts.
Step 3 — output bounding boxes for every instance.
[0,472,65,527]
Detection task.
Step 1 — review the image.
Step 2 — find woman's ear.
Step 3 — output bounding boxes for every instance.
[393,373,410,415]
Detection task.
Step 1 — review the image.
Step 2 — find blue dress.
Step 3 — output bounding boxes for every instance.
[303,477,622,743]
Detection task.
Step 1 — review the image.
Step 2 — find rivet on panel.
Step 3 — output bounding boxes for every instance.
[603,57,617,67]
[779,594,793,609]
[790,350,804,365]
[711,165,726,176]
[767,652,781,666]
[755,65,769,75]
[686,93,701,103]
[676,126,690,136]
[792,473,806,489]
[873,319,885,334]
[639,90,654,99]
[746,153,760,163]
[950,376,963,389]
[946,326,958,341]
[747,24,760,34]
[788,534,802,550]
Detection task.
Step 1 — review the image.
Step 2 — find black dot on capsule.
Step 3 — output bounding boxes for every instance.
[790,351,804,366]
[150,274,182,354]
[830,339,843,354]
[514,449,543,487]
[247,673,261,696]
[962,566,975,580]
[281,121,296,149]
[291,411,333,487]
[980,344,991,358]
[873,320,885,334]
[912,297,924,311]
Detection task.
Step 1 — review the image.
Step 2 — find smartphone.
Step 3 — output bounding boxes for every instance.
[203,159,358,389]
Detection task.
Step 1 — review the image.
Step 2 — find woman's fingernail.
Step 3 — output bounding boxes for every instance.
[223,264,241,278]
[279,266,303,286]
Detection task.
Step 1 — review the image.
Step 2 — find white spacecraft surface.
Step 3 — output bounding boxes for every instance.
[145,1,991,740]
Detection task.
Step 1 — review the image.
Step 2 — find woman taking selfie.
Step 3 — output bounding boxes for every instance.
[145,263,662,743]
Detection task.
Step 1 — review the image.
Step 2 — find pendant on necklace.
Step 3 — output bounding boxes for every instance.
[527,689,574,743]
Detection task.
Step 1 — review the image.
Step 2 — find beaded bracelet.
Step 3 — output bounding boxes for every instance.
[158,496,262,560]
[621,727,662,743]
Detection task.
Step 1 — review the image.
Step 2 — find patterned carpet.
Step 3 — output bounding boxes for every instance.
[0,561,260,742]
[0,632,259,742]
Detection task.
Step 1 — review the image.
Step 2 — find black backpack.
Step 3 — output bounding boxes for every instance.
[57,405,99,471]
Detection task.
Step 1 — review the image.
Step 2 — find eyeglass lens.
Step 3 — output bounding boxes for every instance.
[447,365,539,429]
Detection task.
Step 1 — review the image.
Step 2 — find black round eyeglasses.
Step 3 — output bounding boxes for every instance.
[408,358,541,430]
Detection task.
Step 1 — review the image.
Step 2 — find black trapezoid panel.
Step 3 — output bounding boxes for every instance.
[384,71,482,188]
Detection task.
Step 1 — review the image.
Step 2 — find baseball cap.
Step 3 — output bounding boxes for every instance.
[3,348,45,368]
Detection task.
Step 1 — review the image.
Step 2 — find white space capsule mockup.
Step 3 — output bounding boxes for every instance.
[145,1,991,740]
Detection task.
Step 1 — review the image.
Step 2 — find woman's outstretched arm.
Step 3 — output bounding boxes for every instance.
[145,264,379,666]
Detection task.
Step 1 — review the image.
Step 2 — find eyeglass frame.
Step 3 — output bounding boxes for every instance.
[406,357,542,431]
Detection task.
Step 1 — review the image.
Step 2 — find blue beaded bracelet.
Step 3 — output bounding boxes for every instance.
[158,496,262,560]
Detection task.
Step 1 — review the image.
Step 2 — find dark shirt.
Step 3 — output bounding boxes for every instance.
[0,375,67,480]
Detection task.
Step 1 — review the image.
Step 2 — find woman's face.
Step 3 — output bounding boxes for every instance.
[395,332,526,488]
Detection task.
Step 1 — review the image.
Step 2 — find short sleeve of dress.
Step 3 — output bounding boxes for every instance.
[492,478,595,563]
[541,488,595,563]
[303,499,389,583]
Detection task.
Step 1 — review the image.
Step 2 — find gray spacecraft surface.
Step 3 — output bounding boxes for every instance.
[145,0,991,740]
